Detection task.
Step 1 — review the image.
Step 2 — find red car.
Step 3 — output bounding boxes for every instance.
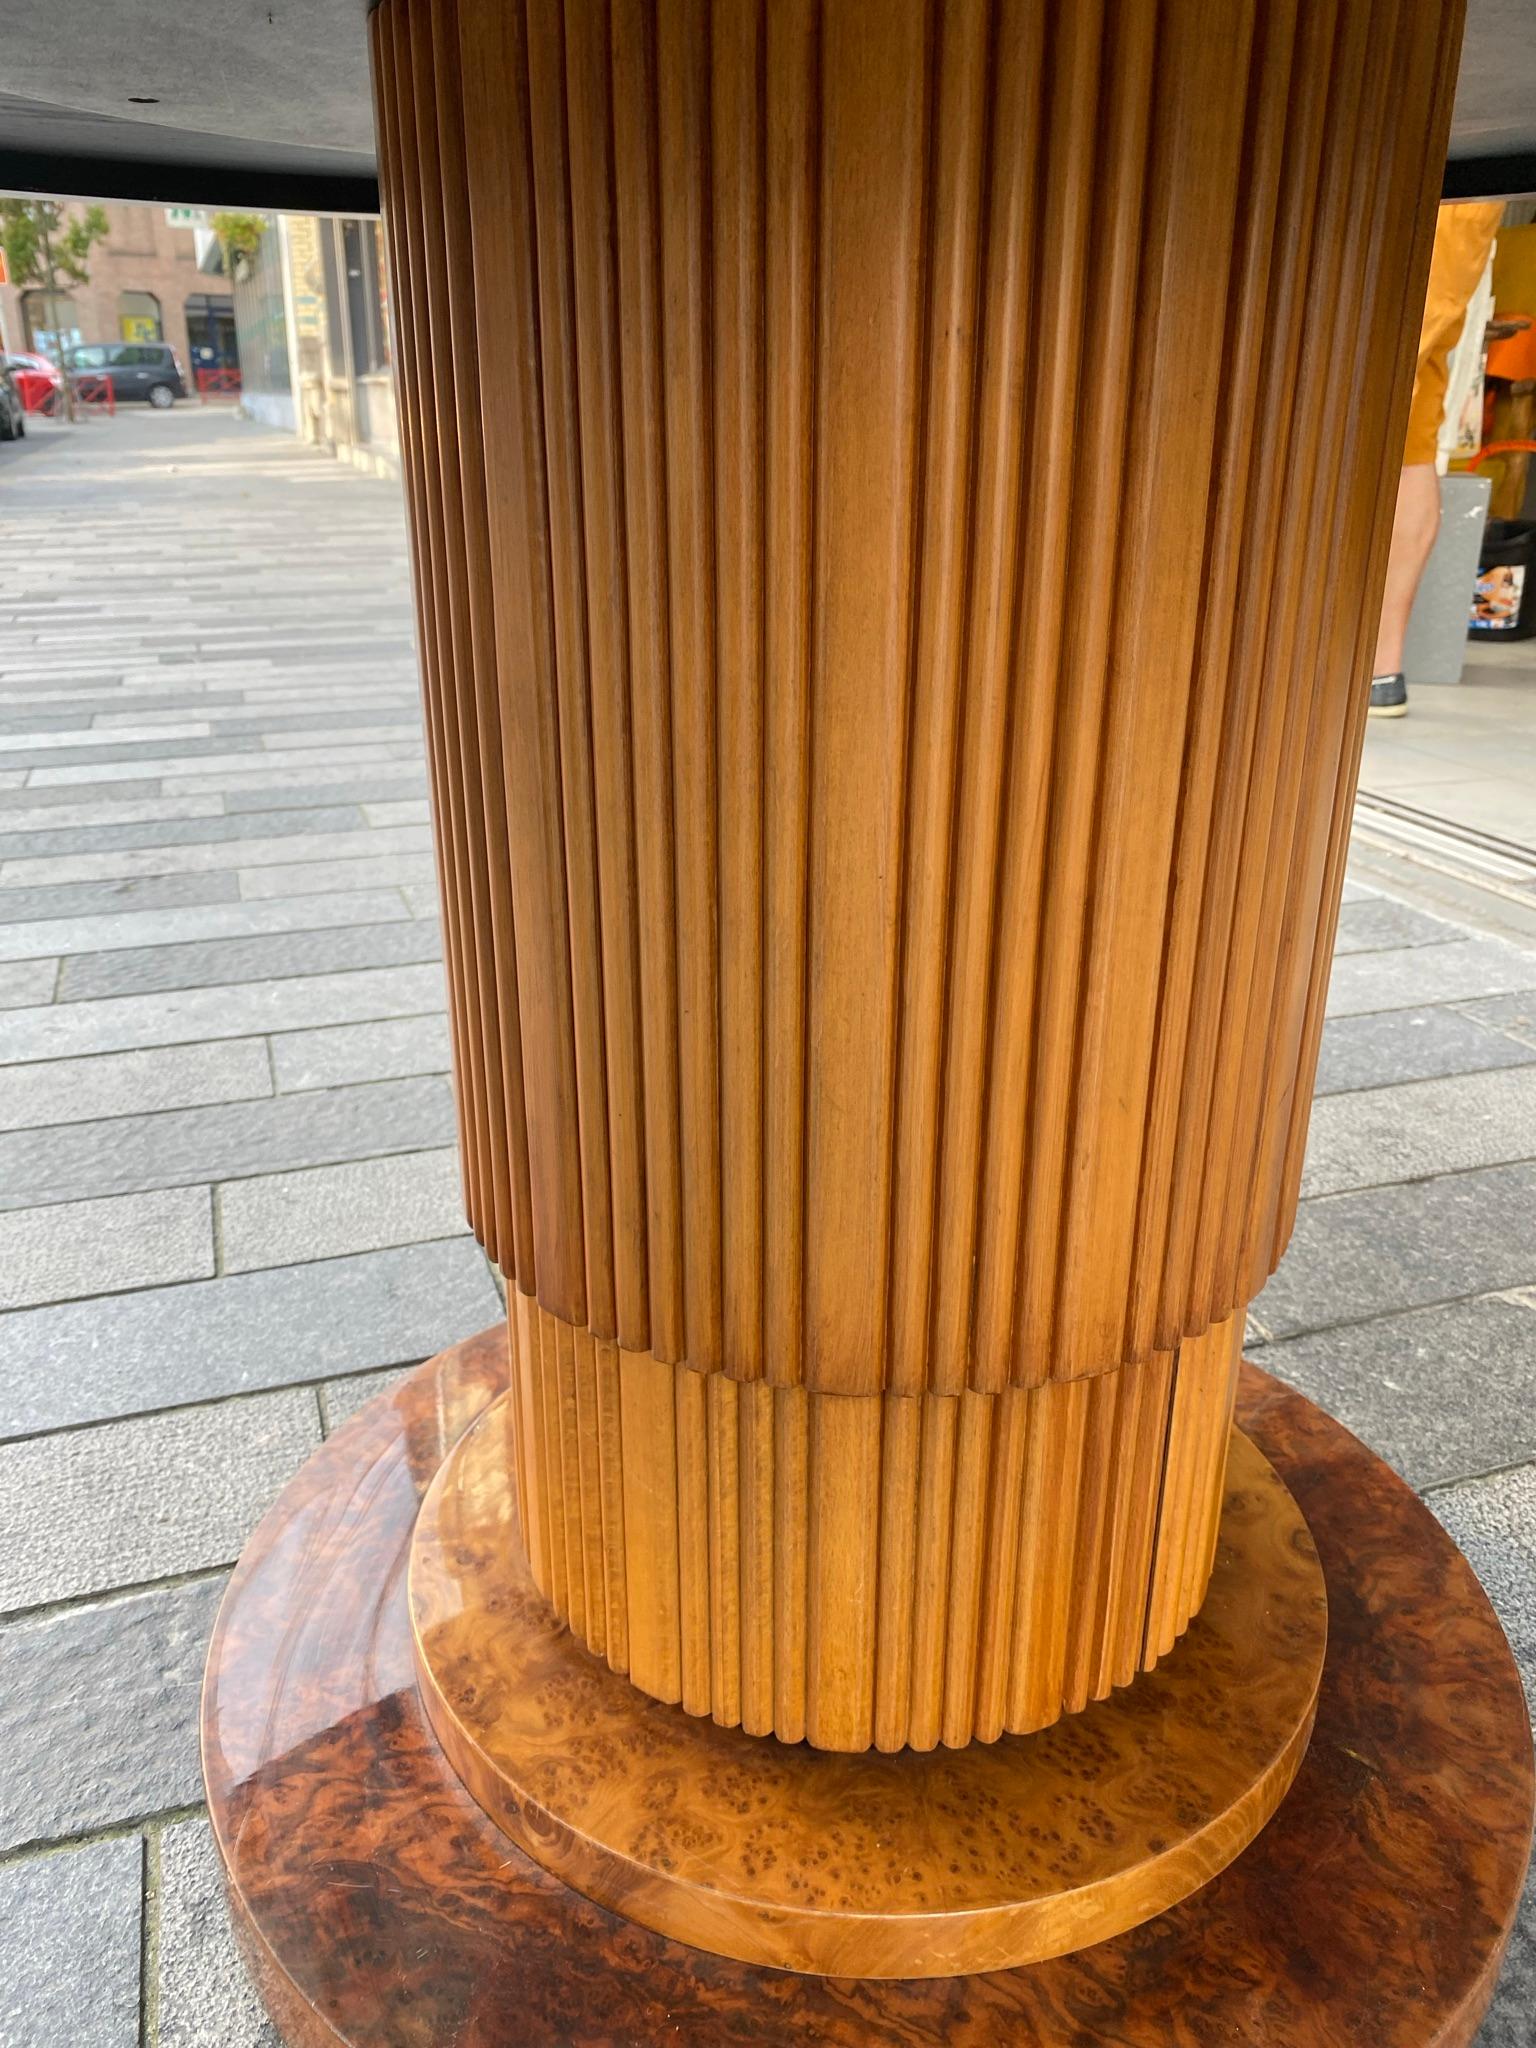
[3,352,64,415]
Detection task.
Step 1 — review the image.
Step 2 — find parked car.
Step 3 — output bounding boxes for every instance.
[3,351,63,415]
[65,341,188,408]
[0,363,25,441]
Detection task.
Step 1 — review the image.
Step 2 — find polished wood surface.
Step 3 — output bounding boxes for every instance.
[507,1289,1239,1747]
[203,1333,1533,2043]
[409,1396,1323,1975]
[370,0,1460,1399]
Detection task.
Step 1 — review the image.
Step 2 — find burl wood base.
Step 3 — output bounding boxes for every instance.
[204,1329,1534,2045]
[410,1389,1322,1976]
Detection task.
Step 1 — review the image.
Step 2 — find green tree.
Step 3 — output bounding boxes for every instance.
[0,198,110,422]
[211,212,267,283]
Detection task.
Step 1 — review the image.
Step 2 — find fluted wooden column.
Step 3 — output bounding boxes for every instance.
[371,0,1460,1750]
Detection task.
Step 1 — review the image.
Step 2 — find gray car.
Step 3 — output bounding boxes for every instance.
[0,362,25,441]
[65,340,188,408]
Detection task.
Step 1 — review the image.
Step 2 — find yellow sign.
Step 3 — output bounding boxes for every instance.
[120,315,159,343]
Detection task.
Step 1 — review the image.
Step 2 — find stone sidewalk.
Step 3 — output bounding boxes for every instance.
[0,407,1531,2043]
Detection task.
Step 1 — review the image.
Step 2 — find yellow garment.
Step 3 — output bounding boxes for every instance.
[1403,201,1503,466]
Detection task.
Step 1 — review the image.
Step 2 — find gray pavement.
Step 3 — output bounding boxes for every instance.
[0,407,1531,2042]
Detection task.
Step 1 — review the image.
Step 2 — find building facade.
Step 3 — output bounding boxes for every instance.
[234,212,400,481]
[0,201,236,380]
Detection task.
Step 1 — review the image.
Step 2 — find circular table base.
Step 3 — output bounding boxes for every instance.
[202,1329,1534,2046]
[408,1396,1325,1977]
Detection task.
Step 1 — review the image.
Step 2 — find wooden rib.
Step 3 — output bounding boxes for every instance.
[401,0,503,1266]
[926,0,1047,1398]
[712,0,768,1384]
[972,1388,1029,1743]
[969,0,1095,1391]
[885,0,994,1396]
[371,1,478,1237]
[905,1388,959,1753]
[1014,0,1156,1384]
[572,1327,606,1658]
[760,0,817,1390]
[425,0,526,1277]
[593,1336,629,1672]
[558,0,651,1347]
[656,0,723,1375]
[805,1390,882,1751]
[738,1380,776,1736]
[801,0,928,1396]
[618,1348,682,1704]
[771,1385,809,1742]
[1127,0,1298,1358]
[940,1392,995,1747]
[456,0,590,1305]
[674,1363,711,1714]
[612,0,686,1361]
[1052,0,1255,1383]
[873,1395,922,1752]
[705,1371,742,1727]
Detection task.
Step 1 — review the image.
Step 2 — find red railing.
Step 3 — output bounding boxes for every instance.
[16,379,61,416]
[196,367,243,400]
[70,374,115,416]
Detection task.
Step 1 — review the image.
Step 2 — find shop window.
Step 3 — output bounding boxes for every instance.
[119,290,163,343]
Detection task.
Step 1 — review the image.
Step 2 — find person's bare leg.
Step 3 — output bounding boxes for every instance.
[1370,462,1442,714]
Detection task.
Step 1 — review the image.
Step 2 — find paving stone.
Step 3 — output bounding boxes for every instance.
[0,793,221,832]
[0,1388,319,1610]
[0,887,413,965]
[1474,1865,1536,2048]
[1300,1064,1536,1198]
[0,1576,225,1849]
[1331,896,1463,955]
[221,770,426,813]
[320,1362,416,1433]
[1256,1294,1536,1489]
[157,1816,281,2048]
[29,742,414,788]
[271,1010,452,1090]
[1431,1462,1536,1713]
[220,1146,466,1272]
[0,956,55,1009]
[174,761,428,797]
[1325,935,1536,1017]
[0,803,362,862]
[0,1837,142,2048]
[58,913,442,1001]
[0,1238,501,1437]
[1252,1160,1536,1338]
[362,797,432,825]
[0,1186,214,1309]
[0,732,262,771]
[238,851,438,899]
[0,961,445,1065]
[1312,1004,1536,1096]
[0,1041,272,1135]
[1460,989,1536,1050]
[0,820,428,890]
[0,1073,455,1209]
[0,869,238,927]
[0,778,162,807]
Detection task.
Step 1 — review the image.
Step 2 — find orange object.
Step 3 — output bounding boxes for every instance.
[1403,200,1503,466]
[1485,319,1536,382]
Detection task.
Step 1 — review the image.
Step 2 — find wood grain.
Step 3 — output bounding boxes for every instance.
[409,1398,1324,1977]
[374,0,1460,1401]
[203,1333,1534,2040]
[510,1293,1239,1746]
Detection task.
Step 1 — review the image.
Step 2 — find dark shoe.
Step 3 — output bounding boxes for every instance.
[1369,672,1408,718]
